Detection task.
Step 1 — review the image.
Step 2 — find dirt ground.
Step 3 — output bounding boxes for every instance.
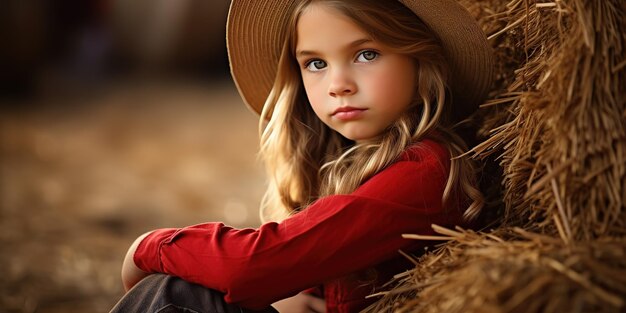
[0,79,266,312]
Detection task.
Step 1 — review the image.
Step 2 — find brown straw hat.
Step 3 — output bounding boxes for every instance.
[227,0,494,122]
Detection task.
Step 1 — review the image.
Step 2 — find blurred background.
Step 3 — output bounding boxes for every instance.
[0,1,267,312]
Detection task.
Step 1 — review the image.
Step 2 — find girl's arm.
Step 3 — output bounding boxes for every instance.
[129,142,459,310]
[272,292,326,313]
[121,233,326,312]
[121,231,154,291]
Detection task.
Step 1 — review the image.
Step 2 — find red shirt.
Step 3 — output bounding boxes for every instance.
[134,139,465,312]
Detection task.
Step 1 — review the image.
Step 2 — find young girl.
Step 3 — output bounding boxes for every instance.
[112,0,493,312]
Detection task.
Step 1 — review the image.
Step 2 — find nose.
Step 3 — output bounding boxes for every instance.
[328,68,357,97]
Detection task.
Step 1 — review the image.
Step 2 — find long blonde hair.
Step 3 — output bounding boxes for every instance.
[259,0,483,222]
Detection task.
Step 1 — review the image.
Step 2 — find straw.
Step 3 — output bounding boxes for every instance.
[364,227,626,313]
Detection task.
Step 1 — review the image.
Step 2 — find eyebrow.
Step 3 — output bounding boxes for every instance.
[296,38,373,58]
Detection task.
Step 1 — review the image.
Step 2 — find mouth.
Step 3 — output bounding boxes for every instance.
[332,106,367,116]
[331,106,368,120]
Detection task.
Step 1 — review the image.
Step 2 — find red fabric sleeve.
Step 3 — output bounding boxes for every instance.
[134,143,458,309]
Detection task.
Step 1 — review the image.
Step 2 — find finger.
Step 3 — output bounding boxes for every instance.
[307,295,326,313]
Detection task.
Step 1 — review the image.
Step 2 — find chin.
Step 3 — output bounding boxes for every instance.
[341,133,380,144]
[334,126,383,143]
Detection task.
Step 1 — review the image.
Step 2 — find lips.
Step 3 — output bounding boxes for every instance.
[332,106,367,116]
[332,106,367,121]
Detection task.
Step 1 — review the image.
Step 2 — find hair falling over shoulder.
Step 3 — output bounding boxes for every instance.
[258,0,483,223]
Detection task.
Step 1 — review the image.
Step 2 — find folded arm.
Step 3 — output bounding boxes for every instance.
[128,152,459,309]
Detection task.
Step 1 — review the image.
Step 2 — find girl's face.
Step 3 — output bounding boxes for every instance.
[295,3,417,143]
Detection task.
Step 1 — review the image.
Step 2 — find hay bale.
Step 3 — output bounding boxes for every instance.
[365,227,626,313]
[470,0,626,240]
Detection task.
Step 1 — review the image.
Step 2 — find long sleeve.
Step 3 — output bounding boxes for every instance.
[133,141,462,310]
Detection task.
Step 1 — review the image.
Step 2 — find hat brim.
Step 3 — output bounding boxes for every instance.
[227,0,494,122]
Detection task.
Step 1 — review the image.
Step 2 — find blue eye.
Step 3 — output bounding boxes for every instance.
[357,50,379,62]
[305,60,327,72]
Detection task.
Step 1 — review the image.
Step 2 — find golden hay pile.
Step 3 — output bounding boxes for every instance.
[366,0,626,312]
[472,0,625,241]
[366,227,626,313]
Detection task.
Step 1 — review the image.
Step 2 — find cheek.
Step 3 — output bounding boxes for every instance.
[368,66,415,105]
[387,64,416,105]
[302,78,325,116]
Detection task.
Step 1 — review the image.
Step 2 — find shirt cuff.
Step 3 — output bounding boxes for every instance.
[302,285,324,298]
[133,228,179,273]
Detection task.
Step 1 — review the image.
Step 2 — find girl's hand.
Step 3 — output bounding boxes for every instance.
[272,292,326,313]
[121,231,154,292]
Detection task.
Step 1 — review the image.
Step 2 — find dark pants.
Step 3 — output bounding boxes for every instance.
[110,274,279,313]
